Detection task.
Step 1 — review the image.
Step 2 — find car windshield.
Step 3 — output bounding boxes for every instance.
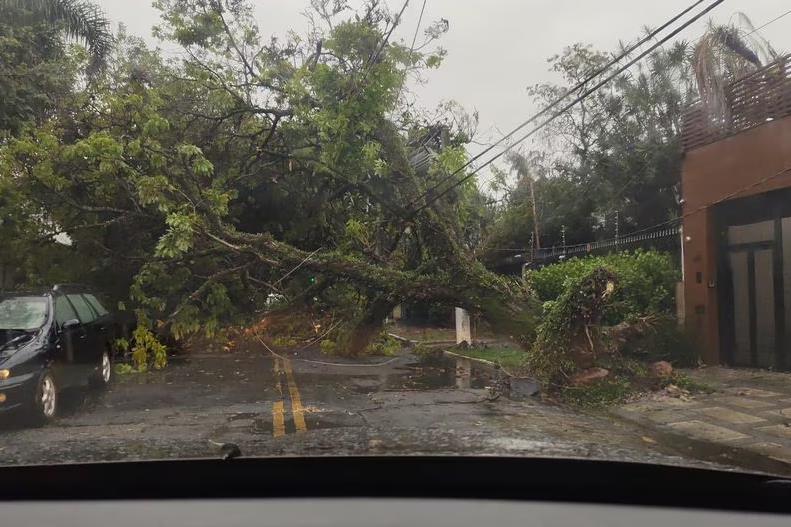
[1,0,791,479]
[0,297,47,331]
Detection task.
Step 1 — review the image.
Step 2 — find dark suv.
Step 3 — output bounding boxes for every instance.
[0,284,116,424]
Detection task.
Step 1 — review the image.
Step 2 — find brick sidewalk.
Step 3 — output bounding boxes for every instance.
[614,367,791,474]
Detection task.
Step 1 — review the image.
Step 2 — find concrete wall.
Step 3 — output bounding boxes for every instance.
[681,116,791,364]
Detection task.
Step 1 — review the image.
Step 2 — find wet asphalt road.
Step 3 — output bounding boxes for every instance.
[0,349,733,468]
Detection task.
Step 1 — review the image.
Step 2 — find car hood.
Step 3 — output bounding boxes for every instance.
[0,331,42,364]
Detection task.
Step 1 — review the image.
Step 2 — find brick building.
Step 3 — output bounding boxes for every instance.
[681,55,791,369]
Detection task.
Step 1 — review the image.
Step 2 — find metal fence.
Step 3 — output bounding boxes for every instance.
[492,224,681,272]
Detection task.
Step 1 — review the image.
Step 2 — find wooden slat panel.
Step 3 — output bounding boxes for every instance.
[682,54,791,151]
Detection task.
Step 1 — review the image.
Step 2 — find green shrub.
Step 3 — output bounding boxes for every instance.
[130,325,167,371]
[272,336,298,347]
[526,249,678,324]
[619,316,700,367]
[319,339,338,355]
[367,334,401,356]
[412,342,443,362]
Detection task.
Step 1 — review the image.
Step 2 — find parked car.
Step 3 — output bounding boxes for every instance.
[0,284,117,424]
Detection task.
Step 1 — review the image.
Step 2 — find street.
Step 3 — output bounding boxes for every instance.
[0,348,732,468]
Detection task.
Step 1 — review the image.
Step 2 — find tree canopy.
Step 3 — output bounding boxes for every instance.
[482,16,781,261]
[0,0,535,354]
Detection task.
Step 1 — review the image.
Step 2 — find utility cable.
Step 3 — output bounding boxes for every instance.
[405,0,725,217]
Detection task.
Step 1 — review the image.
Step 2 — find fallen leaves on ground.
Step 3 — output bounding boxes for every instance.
[664,384,691,401]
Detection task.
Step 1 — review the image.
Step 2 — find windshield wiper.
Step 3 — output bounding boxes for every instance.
[208,440,242,460]
[0,333,34,352]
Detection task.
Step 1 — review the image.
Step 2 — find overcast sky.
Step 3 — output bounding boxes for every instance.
[94,1,791,184]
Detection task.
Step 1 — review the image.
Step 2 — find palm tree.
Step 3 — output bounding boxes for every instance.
[693,13,780,118]
[1,0,113,72]
[505,149,542,251]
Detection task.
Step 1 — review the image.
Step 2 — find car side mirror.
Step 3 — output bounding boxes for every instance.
[61,318,81,331]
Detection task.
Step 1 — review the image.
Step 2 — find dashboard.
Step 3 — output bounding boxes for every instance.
[1,456,790,525]
[4,499,790,527]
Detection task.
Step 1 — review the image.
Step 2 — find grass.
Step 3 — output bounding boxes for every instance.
[559,377,634,408]
[557,359,715,409]
[669,372,715,394]
[450,346,527,370]
[390,324,501,343]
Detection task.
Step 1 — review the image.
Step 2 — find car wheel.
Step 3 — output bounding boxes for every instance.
[29,369,57,426]
[89,350,112,389]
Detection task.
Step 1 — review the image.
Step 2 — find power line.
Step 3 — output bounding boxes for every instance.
[404,0,714,215]
[407,0,725,217]
[410,0,428,50]
[687,6,791,48]
[746,8,791,37]
[369,0,410,69]
[396,0,428,104]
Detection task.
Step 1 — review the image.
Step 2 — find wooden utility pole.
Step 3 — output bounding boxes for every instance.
[529,177,540,250]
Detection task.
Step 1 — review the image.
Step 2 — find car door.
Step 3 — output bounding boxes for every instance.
[52,294,83,388]
[82,293,114,348]
[65,293,102,383]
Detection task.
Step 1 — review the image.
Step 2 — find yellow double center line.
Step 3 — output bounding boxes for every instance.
[272,357,286,437]
[271,356,307,437]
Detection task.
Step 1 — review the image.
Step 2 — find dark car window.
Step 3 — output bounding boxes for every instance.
[83,294,109,317]
[54,295,79,326]
[67,294,96,324]
[0,297,47,330]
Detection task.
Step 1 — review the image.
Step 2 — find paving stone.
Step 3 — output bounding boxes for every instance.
[719,397,776,409]
[694,406,766,425]
[757,424,791,440]
[758,407,791,419]
[621,402,664,413]
[666,420,751,442]
[745,442,791,463]
[625,397,698,413]
[646,409,689,424]
[725,387,783,398]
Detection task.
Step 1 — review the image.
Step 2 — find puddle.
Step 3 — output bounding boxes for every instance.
[355,357,501,395]
[350,359,494,394]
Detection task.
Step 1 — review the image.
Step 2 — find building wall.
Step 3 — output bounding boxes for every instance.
[681,115,791,364]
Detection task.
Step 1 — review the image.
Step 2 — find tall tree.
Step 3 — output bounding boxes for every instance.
[488,40,698,254]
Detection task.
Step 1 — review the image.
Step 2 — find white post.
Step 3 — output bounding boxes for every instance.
[455,357,472,389]
[455,307,471,345]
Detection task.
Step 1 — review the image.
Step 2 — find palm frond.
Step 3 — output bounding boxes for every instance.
[1,0,113,72]
[690,13,781,119]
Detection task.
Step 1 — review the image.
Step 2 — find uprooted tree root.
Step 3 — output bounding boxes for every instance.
[526,266,618,387]
[524,265,697,407]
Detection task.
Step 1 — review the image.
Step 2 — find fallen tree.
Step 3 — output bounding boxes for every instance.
[0,0,537,355]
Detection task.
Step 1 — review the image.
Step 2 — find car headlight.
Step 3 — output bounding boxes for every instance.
[0,369,9,380]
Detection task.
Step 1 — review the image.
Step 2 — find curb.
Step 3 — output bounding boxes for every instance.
[442,349,498,369]
[610,407,791,477]
[387,334,457,347]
